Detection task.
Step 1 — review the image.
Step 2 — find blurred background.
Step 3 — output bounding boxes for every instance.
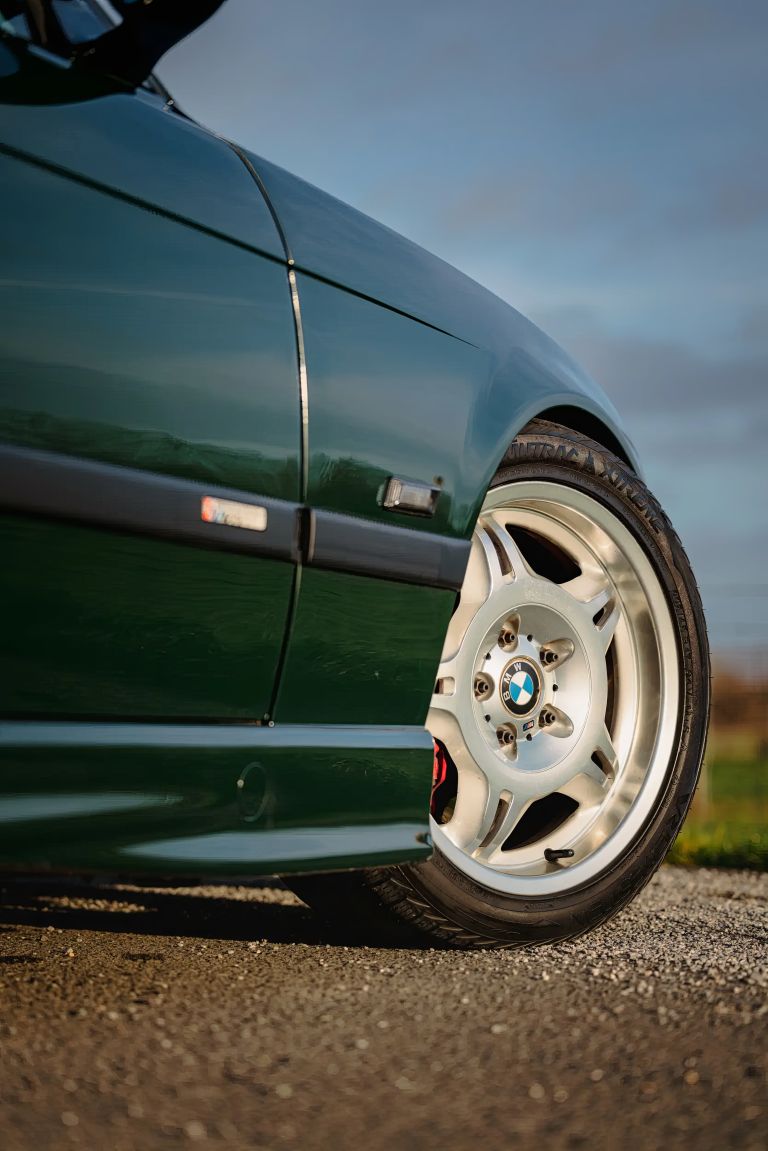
[160,0,767,865]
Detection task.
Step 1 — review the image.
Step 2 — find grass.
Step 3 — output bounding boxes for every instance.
[667,754,768,870]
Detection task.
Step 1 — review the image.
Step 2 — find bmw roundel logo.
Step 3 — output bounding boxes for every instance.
[500,658,542,717]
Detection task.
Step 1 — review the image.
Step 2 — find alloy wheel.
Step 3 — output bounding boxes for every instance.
[428,480,680,895]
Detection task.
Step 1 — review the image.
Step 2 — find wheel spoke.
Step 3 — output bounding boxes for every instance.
[595,724,620,776]
[455,533,495,612]
[494,520,536,581]
[562,570,610,611]
[559,726,618,809]
[476,516,533,592]
[562,571,620,650]
[560,762,607,810]
[430,656,460,716]
[473,792,532,861]
[449,774,502,852]
[475,517,513,597]
[594,595,620,651]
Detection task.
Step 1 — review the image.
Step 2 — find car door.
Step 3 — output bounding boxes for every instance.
[238,153,494,728]
[0,19,300,722]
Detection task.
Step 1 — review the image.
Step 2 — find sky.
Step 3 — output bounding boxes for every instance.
[159,0,768,656]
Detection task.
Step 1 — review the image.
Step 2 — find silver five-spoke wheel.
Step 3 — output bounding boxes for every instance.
[429,479,680,894]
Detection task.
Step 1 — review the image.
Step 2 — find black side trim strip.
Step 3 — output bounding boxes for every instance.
[0,444,300,561]
[0,445,471,590]
[310,508,470,591]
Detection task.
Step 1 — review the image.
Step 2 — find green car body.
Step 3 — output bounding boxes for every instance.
[0,26,639,879]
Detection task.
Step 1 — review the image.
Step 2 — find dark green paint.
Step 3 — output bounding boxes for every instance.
[0,723,433,874]
[298,273,494,538]
[275,568,456,726]
[0,150,300,501]
[0,40,284,260]
[1,516,293,719]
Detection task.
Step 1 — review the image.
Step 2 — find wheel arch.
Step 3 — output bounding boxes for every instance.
[463,372,642,542]
[527,404,637,470]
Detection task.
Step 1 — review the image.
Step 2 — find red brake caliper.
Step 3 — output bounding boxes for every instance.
[430,738,452,819]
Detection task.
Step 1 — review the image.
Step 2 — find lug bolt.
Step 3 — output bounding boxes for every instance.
[539,638,575,671]
[498,616,521,652]
[496,724,517,748]
[474,672,494,700]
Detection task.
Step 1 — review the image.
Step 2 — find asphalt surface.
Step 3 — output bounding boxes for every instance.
[0,866,765,1151]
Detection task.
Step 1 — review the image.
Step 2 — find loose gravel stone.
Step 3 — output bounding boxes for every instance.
[0,866,765,1151]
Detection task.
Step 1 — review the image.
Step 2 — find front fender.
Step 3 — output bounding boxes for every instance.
[469,343,641,521]
[247,151,640,538]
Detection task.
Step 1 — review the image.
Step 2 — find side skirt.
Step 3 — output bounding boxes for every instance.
[0,722,434,877]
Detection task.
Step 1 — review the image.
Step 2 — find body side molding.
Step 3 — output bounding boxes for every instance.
[310,507,469,591]
[1,444,470,591]
[0,442,300,561]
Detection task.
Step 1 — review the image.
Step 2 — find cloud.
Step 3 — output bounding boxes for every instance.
[665,169,768,235]
[435,169,643,241]
[540,331,768,419]
[740,306,768,350]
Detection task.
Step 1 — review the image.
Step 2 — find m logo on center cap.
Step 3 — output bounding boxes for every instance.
[500,658,541,717]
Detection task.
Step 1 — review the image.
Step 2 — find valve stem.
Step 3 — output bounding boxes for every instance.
[544,848,575,864]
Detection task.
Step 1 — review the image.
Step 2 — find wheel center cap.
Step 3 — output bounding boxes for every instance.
[500,657,542,717]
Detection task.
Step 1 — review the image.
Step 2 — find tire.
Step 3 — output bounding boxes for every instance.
[288,419,710,948]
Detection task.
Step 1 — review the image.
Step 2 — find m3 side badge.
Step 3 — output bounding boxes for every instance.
[500,657,542,717]
[201,496,267,532]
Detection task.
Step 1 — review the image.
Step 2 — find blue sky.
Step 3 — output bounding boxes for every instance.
[160,0,767,654]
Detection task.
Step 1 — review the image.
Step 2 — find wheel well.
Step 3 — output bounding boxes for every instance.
[532,405,634,469]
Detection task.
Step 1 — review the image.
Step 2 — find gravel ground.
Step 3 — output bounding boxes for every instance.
[0,866,766,1151]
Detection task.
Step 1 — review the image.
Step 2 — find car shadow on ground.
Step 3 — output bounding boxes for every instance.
[0,875,435,950]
